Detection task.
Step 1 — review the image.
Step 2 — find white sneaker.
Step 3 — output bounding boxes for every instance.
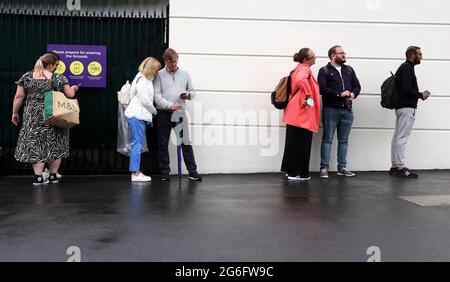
[42,169,49,181]
[287,175,311,181]
[131,172,152,182]
[43,168,62,180]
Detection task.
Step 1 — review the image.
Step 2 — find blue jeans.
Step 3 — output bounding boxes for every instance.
[128,117,147,172]
[320,107,354,170]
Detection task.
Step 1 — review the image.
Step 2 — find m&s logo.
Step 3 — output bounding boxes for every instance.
[58,101,79,113]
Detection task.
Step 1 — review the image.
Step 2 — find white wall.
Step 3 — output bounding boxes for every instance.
[167,0,450,174]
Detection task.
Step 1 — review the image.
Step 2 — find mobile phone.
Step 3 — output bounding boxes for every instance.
[180,93,187,98]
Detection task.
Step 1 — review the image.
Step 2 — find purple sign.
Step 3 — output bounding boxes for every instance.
[47,44,107,88]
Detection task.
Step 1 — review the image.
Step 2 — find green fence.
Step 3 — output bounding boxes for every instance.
[0,9,168,174]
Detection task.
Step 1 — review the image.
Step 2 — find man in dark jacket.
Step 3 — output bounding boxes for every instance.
[390,46,429,178]
[318,45,361,178]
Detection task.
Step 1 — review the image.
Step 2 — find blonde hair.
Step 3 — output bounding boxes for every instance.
[33,52,59,77]
[139,57,161,79]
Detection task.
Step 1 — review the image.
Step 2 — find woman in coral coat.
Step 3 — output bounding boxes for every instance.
[281,48,321,181]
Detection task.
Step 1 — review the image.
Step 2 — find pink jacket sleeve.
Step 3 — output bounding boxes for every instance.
[293,67,312,98]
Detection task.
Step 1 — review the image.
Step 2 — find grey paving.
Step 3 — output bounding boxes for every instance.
[1,171,450,262]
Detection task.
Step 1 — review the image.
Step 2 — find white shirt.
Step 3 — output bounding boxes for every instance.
[124,72,157,122]
[335,66,345,91]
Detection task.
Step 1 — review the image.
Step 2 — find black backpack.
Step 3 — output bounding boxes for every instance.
[271,71,294,109]
[380,71,399,109]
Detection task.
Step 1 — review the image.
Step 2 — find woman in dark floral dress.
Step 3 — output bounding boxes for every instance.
[11,52,79,185]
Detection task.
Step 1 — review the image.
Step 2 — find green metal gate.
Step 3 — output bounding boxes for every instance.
[0,7,169,174]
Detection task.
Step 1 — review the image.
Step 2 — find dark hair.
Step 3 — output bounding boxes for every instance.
[293,48,311,63]
[328,45,341,59]
[405,46,421,59]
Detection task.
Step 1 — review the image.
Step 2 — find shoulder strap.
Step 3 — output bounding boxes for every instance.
[51,73,61,91]
[287,70,311,103]
[133,72,145,83]
[287,70,296,102]
[130,73,143,98]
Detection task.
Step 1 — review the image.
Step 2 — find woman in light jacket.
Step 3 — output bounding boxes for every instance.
[124,57,161,182]
[281,48,321,181]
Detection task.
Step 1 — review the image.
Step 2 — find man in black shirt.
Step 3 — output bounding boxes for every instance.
[390,46,429,178]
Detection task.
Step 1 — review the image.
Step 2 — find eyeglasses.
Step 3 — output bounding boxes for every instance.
[335,52,346,56]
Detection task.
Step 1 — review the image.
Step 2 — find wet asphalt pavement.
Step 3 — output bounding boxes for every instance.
[1,171,450,261]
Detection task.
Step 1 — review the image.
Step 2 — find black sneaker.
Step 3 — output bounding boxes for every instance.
[188,172,202,181]
[395,167,418,178]
[389,167,398,175]
[48,173,59,183]
[161,175,171,181]
[33,175,49,186]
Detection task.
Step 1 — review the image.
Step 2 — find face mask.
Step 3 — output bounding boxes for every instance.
[306,96,314,107]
